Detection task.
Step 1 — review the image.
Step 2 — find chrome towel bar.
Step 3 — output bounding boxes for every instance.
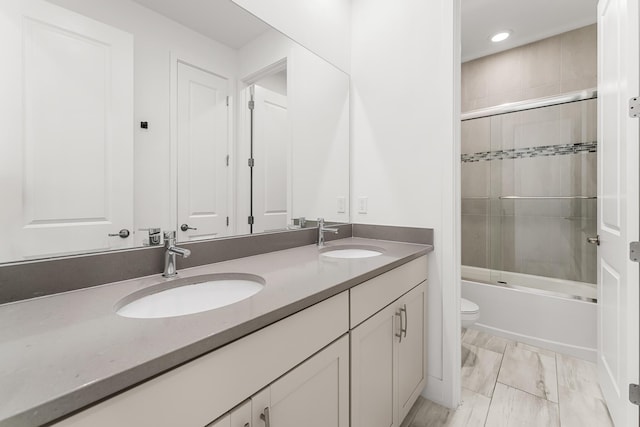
[499,196,596,200]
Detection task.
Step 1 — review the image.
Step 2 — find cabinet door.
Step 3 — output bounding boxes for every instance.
[351,303,399,427]
[230,401,251,427]
[397,281,427,422]
[266,335,349,427]
[206,414,230,427]
[251,388,270,427]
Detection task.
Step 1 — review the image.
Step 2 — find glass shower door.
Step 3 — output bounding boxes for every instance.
[462,97,597,300]
[461,115,492,284]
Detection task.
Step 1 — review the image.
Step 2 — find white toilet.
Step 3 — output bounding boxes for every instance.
[461,298,480,328]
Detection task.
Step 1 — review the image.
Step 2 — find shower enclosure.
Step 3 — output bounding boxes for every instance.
[461,90,597,302]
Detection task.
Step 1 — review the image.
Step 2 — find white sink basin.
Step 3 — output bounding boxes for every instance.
[116,274,265,319]
[320,245,383,259]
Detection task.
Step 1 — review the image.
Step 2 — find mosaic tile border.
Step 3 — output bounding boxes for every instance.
[461,141,597,163]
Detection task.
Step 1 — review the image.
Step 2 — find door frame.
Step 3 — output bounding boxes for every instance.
[237,58,290,235]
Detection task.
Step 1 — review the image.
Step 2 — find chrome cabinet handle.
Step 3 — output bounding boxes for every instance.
[180,223,197,232]
[395,310,403,343]
[108,229,130,238]
[399,304,407,338]
[401,304,408,338]
[260,407,270,427]
[587,235,600,246]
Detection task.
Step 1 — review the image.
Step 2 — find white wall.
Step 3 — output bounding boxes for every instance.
[289,46,350,224]
[231,0,351,74]
[256,71,287,96]
[238,30,350,229]
[351,0,461,408]
[49,0,238,246]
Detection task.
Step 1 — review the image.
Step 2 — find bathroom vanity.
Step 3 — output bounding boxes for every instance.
[0,236,431,427]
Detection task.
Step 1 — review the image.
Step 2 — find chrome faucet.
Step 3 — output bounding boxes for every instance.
[162,231,191,277]
[317,218,339,247]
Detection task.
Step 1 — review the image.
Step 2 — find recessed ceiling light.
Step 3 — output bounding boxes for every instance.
[491,31,511,43]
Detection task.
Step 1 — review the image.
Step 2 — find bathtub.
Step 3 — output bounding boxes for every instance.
[461,266,597,361]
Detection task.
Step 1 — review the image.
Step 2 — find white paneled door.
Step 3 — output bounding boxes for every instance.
[252,85,290,233]
[0,0,134,262]
[597,0,640,425]
[176,62,230,241]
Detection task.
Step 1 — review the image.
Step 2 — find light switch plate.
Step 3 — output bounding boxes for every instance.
[337,197,346,213]
[358,197,368,214]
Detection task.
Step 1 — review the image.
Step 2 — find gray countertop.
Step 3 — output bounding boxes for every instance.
[0,237,432,427]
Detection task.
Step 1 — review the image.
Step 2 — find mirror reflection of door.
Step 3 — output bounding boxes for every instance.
[250,81,290,234]
[0,0,134,262]
[0,0,350,263]
[176,62,231,241]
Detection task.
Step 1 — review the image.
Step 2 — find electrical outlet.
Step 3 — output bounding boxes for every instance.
[358,197,368,214]
[337,197,346,213]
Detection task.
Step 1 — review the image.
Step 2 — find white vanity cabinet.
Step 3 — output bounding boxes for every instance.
[211,335,349,427]
[350,256,428,427]
[265,335,349,427]
[205,399,251,427]
[206,414,231,427]
[53,292,349,427]
[396,283,427,421]
[51,255,428,427]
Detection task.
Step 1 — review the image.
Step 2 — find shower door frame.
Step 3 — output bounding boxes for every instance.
[461,88,599,301]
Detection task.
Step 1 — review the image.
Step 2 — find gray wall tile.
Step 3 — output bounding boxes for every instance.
[462,214,490,268]
[462,24,596,113]
[560,25,598,93]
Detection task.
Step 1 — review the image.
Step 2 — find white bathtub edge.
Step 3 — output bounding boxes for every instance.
[462,280,597,362]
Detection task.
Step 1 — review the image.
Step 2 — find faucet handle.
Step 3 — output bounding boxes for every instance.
[163,230,176,240]
[139,227,162,246]
[140,227,161,233]
[294,217,306,228]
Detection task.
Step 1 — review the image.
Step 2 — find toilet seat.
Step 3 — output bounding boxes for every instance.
[461,298,480,328]
[461,298,479,315]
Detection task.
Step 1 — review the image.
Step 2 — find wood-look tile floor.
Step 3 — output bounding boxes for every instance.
[401,329,613,427]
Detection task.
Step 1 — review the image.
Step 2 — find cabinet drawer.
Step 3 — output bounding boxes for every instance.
[350,256,427,328]
[54,292,349,427]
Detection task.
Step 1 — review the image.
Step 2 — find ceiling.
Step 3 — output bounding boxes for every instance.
[59,0,598,64]
[132,0,270,49]
[462,0,598,62]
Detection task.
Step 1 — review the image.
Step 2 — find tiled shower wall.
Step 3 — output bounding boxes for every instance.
[461,25,597,284]
[462,25,596,113]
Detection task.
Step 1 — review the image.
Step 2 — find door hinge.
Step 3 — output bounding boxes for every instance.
[226,96,229,107]
[629,97,640,118]
[630,384,640,405]
[248,158,255,168]
[248,99,255,110]
[226,154,229,166]
[630,242,640,262]
[248,216,254,225]
[226,216,229,227]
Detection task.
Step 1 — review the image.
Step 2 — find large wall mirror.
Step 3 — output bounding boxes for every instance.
[0,0,350,264]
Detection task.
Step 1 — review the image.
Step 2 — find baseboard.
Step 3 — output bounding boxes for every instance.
[473,322,597,362]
